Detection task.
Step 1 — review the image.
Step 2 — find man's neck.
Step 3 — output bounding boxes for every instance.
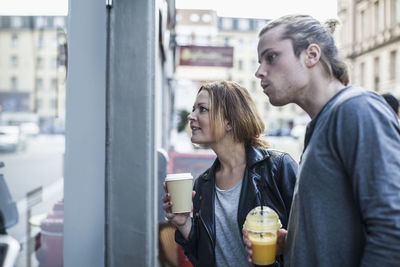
[298,78,345,119]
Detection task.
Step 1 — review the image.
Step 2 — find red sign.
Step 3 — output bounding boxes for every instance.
[179,46,234,67]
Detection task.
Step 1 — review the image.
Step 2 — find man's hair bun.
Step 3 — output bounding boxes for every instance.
[324,19,340,34]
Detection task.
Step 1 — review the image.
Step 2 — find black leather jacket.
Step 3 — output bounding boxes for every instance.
[175,145,298,267]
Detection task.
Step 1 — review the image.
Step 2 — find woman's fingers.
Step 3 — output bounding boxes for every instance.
[162,193,170,203]
[242,228,253,262]
[163,182,168,193]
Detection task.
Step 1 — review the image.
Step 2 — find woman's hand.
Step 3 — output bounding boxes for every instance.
[242,228,288,262]
[242,228,253,263]
[162,182,195,239]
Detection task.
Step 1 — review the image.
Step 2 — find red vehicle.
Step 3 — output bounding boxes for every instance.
[162,150,216,267]
[167,150,216,178]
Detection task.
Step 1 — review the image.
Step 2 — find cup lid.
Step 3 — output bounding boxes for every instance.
[243,206,281,232]
[165,173,193,181]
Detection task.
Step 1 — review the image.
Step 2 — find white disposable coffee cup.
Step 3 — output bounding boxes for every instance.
[165,173,193,213]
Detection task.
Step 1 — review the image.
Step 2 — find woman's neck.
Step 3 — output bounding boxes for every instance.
[212,140,247,190]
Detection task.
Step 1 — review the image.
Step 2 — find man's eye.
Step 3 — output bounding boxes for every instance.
[266,53,277,63]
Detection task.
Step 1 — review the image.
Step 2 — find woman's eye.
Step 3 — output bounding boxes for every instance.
[200,106,208,113]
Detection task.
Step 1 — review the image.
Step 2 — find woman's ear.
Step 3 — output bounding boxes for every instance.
[225,120,232,131]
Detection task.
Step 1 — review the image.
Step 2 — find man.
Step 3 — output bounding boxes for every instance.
[382,93,400,121]
[244,14,400,267]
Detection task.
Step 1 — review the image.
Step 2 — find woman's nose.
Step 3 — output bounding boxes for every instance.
[187,112,195,120]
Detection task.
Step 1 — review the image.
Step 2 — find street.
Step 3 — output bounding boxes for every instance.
[1,134,65,267]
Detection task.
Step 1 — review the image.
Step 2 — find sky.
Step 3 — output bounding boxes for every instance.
[0,0,337,21]
[177,0,338,21]
[0,0,68,16]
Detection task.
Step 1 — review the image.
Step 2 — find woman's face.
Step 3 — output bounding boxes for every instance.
[187,90,215,145]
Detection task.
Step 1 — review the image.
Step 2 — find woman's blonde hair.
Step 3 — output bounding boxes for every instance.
[198,81,269,148]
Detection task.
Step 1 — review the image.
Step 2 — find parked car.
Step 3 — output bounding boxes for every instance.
[20,122,40,137]
[0,126,26,152]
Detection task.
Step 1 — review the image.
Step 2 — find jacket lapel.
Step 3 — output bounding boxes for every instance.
[237,145,269,231]
[198,160,217,243]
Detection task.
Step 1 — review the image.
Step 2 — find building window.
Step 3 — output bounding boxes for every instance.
[10,76,18,90]
[391,0,400,25]
[224,37,230,46]
[38,35,44,48]
[11,17,22,28]
[251,80,257,92]
[54,17,65,28]
[374,56,380,91]
[360,62,365,86]
[51,57,58,69]
[189,13,200,22]
[50,99,57,109]
[10,55,18,68]
[36,78,44,91]
[390,50,397,80]
[374,1,380,34]
[36,99,43,110]
[51,78,57,90]
[221,18,233,30]
[238,59,243,70]
[37,57,44,69]
[251,60,258,71]
[202,14,212,23]
[36,17,47,28]
[265,102,270,111]
[237,39,243,50]
[238,19,250,31]
[11,34,19,47]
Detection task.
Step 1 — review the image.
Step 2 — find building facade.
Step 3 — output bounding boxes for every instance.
[216,16,306,133]
[338,0,400,97]
[175,9,307,138]
[0,16,67,131]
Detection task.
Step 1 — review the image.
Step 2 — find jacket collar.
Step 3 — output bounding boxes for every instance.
[245,144,269,167]
[197,145,271,237]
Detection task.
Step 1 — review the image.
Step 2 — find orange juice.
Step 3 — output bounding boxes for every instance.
[249,232,277,265]
[243,206,281,266]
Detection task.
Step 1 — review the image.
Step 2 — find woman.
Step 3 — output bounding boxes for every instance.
[162,81,297,267]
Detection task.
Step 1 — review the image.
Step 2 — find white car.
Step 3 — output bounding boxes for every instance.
[0,126,26,152]
[20,122,40,137]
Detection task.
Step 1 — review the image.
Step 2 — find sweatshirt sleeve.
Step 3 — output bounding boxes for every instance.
[333,93,400,266]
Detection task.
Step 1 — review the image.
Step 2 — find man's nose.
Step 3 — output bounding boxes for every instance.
[255,64,266,79]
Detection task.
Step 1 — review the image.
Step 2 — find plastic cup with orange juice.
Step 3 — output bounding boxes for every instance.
[243,206,281,266]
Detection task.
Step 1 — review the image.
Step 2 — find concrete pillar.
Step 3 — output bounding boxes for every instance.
[65,0,160,266]
[64,0,106,266]
[106,0,158,266]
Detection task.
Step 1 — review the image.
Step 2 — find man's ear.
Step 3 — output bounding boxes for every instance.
[304,43,321,67]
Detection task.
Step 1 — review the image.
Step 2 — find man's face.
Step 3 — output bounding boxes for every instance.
[255,25,308,106]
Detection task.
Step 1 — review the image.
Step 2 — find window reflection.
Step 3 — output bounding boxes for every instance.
[0,14,66,267]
